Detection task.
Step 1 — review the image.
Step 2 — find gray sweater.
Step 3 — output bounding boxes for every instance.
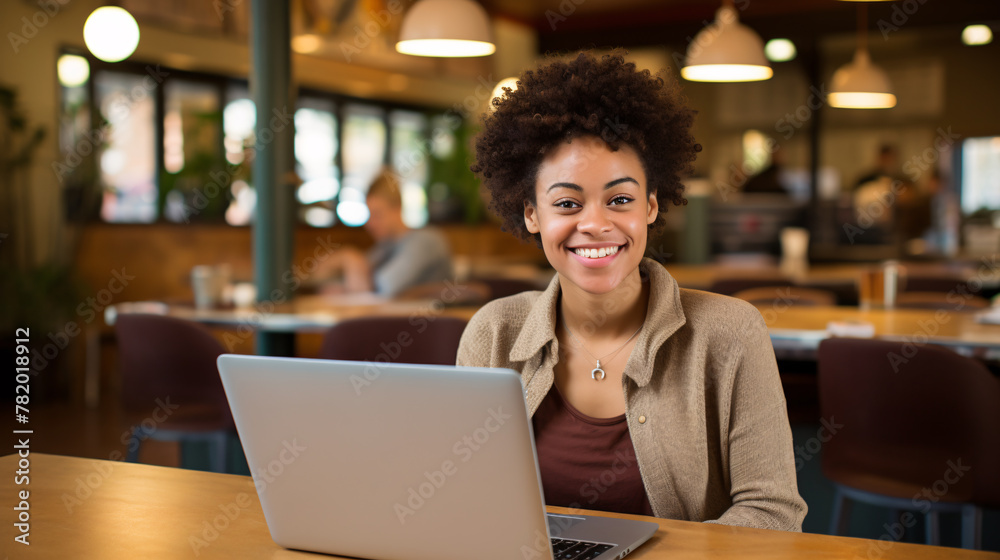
[457,258,807,531]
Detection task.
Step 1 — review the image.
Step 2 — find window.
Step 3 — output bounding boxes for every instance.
[162,79,222,222]
[960,136,1000,214]
[338,103,387,226]
[94,71,157,223]
[295,97,338,227]
[60,53,472,227]
[390,110,430,228]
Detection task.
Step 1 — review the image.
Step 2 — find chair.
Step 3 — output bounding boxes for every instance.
[817,338,1000,548]
[318,316,468,365]
[471,276,542,300]
[732,286,836,307]
[903,275,982,295]
[894,291,990,311]
[115,313,234,473]
[707,277,793,296]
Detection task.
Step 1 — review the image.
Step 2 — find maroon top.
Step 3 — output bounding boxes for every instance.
[532,385,655,516]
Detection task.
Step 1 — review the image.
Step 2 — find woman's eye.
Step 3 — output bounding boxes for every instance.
[609,195,633,206]
[554,200,580,209]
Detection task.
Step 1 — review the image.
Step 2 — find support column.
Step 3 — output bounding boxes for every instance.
[250,0,295,356]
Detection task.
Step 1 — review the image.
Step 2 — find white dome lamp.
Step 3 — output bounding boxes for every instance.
[396,0,495,57]
[83,6,140,63]
[828,5,896,109]
[681,0,772,82]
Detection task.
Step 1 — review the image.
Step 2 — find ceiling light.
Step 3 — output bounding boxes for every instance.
[83,6,140,63]
[396,0,495,57]
[765,39,796,62]
[490,77,518,110]
[962,25,993,46]
[681,2,772,82]
[57,54,90,88]
[292,34,323,54]
[829,4,895,109]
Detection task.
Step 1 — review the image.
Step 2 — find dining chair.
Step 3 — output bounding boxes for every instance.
[471,276,542,300]
[115,313,234,473]
[894,291,990,311]
[817,337,1000,549]
[318,316,468,365]
[707,277,793,296]
[732,286,836,307]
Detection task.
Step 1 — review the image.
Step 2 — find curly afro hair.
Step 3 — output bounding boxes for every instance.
[471,50,701,243]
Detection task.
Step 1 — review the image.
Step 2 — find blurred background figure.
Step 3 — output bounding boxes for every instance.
[743,144,791,195]
[853,144,902,190]
[313,168,453,297]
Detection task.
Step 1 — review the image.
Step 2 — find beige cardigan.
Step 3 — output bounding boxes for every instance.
[456,259,807,531]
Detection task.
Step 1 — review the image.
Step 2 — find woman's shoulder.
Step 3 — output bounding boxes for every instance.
[457,291,543,366]
[676,287,768,334]
[465,290,541,337]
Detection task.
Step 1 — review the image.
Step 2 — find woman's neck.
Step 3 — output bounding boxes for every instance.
[558,265,649,341]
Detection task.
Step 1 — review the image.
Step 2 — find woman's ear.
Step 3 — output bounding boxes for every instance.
[646,191,659,225]
[524,201,540,234]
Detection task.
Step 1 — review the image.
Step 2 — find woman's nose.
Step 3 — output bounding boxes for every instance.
[577,204,613,235]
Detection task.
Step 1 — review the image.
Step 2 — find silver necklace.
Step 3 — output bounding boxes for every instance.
[563,322,643,381]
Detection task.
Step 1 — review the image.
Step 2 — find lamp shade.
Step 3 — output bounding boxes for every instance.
[829,49,896,109]
[681,5,772,82]
[396,0,495,57]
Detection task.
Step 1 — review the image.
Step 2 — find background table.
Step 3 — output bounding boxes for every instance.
[3,454,996,559]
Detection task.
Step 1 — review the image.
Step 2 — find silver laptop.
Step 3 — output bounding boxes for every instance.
[217,354,659,560]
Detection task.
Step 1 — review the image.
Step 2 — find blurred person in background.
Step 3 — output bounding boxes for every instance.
[313,168,453,297]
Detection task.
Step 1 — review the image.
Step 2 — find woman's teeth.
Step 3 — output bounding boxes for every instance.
[573,246,620,259]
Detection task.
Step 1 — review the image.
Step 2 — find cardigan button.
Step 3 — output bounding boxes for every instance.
[638,415,646,424]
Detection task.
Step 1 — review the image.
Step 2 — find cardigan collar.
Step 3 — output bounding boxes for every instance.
[509,258,688,387]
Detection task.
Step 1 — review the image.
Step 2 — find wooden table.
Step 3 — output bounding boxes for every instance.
[760,305,1000,360]
[3,454,995,559]
[666,262,1000,292]
[105,293,481,333]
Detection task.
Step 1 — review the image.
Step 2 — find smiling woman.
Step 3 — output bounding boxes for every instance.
[458,51,807,530]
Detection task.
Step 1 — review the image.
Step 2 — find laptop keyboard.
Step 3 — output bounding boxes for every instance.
[551,538,615,559]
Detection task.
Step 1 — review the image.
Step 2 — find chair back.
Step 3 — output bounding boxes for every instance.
[817,338,1000,504]
[472,277,541,300]
[732,286,836,307]
[115,313,231,424]
[903,275,979,295]
[318,316,467,365]
[707,277,792,296]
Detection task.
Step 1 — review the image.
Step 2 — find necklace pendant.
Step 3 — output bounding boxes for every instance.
[591,360,606,381]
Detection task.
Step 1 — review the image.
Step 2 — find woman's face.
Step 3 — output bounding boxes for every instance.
[525,136,657,295]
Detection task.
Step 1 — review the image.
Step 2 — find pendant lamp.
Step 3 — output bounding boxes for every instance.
[396,0,495,57]
[83,6,140,63]
[681,0,772,82]
[828,4,896,109]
